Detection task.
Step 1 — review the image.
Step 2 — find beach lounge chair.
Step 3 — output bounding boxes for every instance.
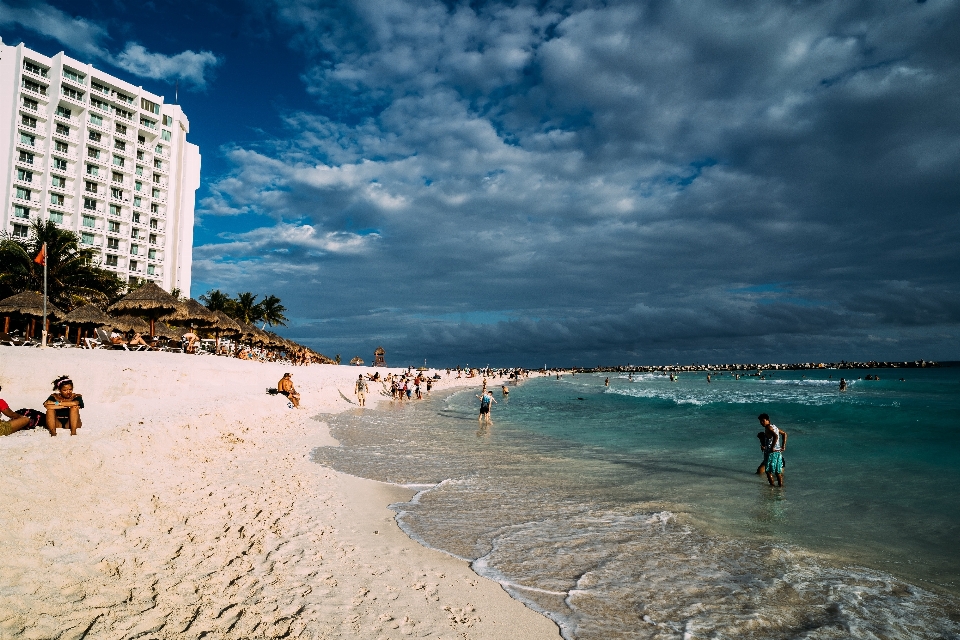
[95,328,130,350]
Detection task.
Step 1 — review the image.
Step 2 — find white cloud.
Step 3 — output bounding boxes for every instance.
[113,43,220,89]
[0,0,220,88]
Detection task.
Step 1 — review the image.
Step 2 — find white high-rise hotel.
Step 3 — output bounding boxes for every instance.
[0,38,199,294]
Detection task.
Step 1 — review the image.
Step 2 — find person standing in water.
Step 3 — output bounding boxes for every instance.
[477,390,497,423]
[839,378,847,392]
[604,377,609,387]
[757,413,787,487]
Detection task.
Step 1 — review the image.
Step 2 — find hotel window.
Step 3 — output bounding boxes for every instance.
[17,169,33,182]
[113,155,125,167]
[150,219,158,229]
[136,165,143,176]
[21,115,37,128]
[57,106,72,119]
[81,232,94,245]
[89,131,102,142]
[51,176,66,188]
[107,238,120,250]
[116,92,133,105]
[131,228,140,239]
[147,265,155,276]
[162,115,173,126]
[133,196,142,208]
[112,171,123,183]
[84,198,97,210]
[50,193,64,206]
[116,123,127,135]
[111,187,123,200]
[129,260,138,271]
[115,140,126,151]
[116,108,133,121]
[86,164,99,176]
[21,78,46,95]
[161,129,171,141]
[131,244,139,255]
[91,81,108,94]
[23,60,47,76]
[55,140,69,153]
[155,144,164,154]
[15,187,31,200]
[132,212,141,223]
[91,97,109,111]
[20,133,35,146]
[90,113,103,126]
[88,147,100,159]
[13,224,29,238]
[85,181,98,193]
[141,98,160,114]
[153,159,163,169]
[105,255,118,267]
[108,221,121,233]
[137,150,145,161]
[140,117,157,130]
[56,123,70,136]
[22,97,39,111]
[49,212,63,224]
[82,215,96,228]
[18,151,35,164]
[13,205,30,219]
[63,68,84,83]
[150,204,159,214]
[54,158,68,171]
[148,248,157,260]
[135,181,142,192]
[152,188,161,198]
[61,85,84,101]
[149,234,157,245]
[153,174,161,184]
[109,204,121,216]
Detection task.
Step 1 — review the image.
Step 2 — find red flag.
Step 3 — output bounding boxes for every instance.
[34,245,46,266]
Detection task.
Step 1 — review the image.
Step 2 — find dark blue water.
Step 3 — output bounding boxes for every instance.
[313,367,960,638]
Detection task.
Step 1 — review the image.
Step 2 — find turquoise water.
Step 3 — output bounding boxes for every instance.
[312,367,960,638]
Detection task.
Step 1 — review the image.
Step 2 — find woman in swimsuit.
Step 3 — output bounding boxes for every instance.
[43,375,84,436]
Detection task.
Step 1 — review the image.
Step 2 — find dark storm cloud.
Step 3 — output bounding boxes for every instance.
[195,0,960,365]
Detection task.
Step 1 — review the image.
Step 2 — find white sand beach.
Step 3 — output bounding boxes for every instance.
[0,348,558,639]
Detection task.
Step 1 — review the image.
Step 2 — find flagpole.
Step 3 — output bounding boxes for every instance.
[41,241,48,348]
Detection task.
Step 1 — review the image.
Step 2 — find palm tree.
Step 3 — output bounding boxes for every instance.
[0,219,124,309]
[233,292,263,324]
[199,289,237,315]
[258,295,288,328]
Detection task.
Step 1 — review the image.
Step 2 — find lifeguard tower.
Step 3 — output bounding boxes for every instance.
[374,347,386,367]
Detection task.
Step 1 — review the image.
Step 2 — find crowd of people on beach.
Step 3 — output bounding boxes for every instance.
[1,375,84,437]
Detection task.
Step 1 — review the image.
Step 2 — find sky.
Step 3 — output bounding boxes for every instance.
[3,0,960,367]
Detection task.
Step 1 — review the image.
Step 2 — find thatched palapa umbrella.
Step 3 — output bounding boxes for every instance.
[209,310,242,351]
[110,314,151,334]
[161,298,218,328]
[108,282,179,337]
[0,291,64,338]
[154,321,184,340]
[62,304,112,345]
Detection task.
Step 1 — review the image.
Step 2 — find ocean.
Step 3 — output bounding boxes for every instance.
[312,366,960,639]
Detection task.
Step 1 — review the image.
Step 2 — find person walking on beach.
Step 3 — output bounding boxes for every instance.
[277,373,300,408]
[355,374,367,407]
[757,413,787,486]
[477,390,497,423]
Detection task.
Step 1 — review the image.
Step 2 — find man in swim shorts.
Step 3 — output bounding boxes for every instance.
[758,413,787,487]
[477,390,496,423]
[355,374,367,407]
[277,373,300,408]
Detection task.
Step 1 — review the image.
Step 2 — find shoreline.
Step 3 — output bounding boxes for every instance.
[0,347,559,639]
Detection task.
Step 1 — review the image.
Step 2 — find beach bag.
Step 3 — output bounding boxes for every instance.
[14,408,44,430]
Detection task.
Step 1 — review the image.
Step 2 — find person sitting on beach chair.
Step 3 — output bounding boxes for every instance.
[277,373,300,408]
[43,375,84,436]
[0,386,31,436]
[128,332,153,350]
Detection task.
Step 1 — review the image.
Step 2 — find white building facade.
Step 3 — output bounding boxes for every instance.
[0,38,200,295]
